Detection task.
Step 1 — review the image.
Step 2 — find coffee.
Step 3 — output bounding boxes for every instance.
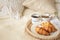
[32,16,39,18]
[41,16,49,18]
[32,14,40,18]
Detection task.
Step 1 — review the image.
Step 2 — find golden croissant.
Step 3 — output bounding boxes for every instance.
[35,27,50,36]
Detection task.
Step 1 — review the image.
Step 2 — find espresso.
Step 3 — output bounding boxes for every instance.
[32,15,39,18]
[41,16,49,18]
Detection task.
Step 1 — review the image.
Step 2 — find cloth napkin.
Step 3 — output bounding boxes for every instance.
[51,17,60,28]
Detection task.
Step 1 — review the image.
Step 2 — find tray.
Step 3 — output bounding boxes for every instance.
[25,19,60,40]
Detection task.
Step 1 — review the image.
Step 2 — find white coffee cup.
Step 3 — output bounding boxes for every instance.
[41,13,52,21]
[31,14,40,24]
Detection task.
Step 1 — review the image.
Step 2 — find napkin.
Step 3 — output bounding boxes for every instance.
[50,17,60,28]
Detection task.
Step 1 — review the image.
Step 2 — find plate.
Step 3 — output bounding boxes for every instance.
[25,19,60,40]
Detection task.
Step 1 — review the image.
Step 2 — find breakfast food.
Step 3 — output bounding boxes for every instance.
[35,22,57,36]
[36,27,50,36]
[41,22,57,33]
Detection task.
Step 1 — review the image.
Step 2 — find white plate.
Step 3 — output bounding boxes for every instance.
[30,18,60,39]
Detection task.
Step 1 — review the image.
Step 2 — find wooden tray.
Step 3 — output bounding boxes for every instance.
[25,20,60,40]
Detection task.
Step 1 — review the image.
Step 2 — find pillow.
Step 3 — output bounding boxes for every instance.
[0,0,24,19]
[23,0,57,14]
[23,8,41,17]
[56,3,60,19]
[55,0,60,2]
[9,0,24,19]
[23,8,48,18]
[0,0,10,19]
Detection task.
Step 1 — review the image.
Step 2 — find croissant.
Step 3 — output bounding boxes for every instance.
[41,22,57,33]
[35,22,57,36]
[36,27,50,36]
[49,24,57,32]
[35,27,40,33]
[43,27,52,33]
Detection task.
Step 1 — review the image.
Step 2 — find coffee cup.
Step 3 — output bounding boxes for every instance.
[41,13,52,21]
[31,14,40,24]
